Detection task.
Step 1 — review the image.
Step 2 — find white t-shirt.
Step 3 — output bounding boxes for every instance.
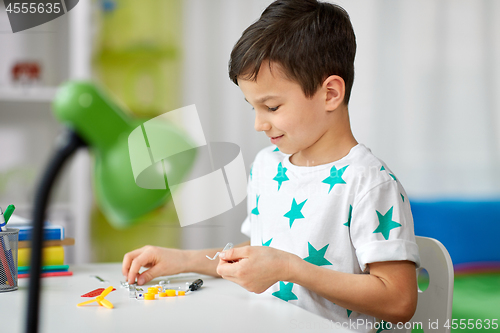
[241,144,420,331]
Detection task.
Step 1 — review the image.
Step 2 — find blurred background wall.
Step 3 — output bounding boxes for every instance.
[0,0,499,262]
[180,0,500,251]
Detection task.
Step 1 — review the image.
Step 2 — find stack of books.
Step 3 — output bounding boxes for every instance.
[9,215,74,278]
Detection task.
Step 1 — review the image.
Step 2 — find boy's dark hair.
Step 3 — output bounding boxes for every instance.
[229,0,356,104]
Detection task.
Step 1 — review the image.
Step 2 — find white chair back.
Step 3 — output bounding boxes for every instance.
[392,236,454,333]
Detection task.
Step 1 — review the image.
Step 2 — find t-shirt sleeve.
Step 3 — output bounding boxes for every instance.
[350,179,420,272]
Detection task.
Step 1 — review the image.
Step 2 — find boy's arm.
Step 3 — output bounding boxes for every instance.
[288,257,417,324]
[217,246,417,324]
[183,240,251,276]
[122,240,250,285]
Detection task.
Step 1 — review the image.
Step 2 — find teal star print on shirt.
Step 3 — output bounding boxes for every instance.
[284,198,307,228]
[273,146,279,152]
[373,207,401,240]
[376,320,392,333]
[273,162,289,191]
[262,238,273,247]
[272,281,298,302]
[251,195,260,215]
[322,165,348,193]
[303,242,332,266]
[344,205,353,227]
[380,165,397,181]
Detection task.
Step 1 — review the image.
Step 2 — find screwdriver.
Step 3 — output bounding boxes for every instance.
[187,279,203,292]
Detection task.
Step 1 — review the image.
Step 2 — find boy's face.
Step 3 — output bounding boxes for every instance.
[238,62,334,157]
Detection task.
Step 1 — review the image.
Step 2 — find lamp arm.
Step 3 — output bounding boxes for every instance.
[26,130,86,333]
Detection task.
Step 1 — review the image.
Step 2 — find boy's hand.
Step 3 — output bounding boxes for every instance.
[122,246,187,285]
[216,246,296,294]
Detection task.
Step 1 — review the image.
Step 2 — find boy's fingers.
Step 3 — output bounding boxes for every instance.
[121,248,142,277]
[219,273,239,284]
[127,253,151,284]
[216,259,236,278]
[218,248,232,260]
[127,262,140,284]
[219,246,248,260]
[137,265,162,285]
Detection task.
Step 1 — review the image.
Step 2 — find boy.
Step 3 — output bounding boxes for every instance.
[122,0,420,330]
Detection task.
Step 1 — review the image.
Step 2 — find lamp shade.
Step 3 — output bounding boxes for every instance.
[51,81,196,228]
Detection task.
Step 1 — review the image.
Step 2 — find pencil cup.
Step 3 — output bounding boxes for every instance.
[0,228,19,292]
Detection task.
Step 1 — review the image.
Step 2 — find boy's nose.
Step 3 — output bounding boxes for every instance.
[254,112,271,132]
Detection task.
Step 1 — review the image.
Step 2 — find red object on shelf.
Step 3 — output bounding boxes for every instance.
[18,271,73,278]
[11,62,41,82]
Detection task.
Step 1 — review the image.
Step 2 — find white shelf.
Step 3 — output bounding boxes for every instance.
[0,1,93,264]
[0,86,58,102]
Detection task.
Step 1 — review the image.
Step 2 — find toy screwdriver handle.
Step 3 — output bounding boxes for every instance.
[188,279,203,291]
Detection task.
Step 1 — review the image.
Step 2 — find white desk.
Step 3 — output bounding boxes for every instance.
[1,263,352,333]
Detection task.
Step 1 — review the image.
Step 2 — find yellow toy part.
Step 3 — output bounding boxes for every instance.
[147,287,158,294]
[144,293,155,300]
[77,286,115,309]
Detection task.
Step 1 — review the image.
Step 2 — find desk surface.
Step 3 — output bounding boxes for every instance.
[1,263,351,333]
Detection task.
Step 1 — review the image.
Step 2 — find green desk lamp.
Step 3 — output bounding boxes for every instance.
[26,81,196,333]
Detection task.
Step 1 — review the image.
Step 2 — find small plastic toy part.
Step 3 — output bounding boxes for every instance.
[137,293,144,300]
[81,288,116,297]
[144,293,155,300]
[206,242,233,260]
[165,289,176,297]
[178,291,185,296]
[148,287,158,294]
[159,292,168,298]
[129,284,136,298]
[155,285,163,293]
[77,286,114,309]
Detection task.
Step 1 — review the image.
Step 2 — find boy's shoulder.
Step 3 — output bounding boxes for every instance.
[341,144,396,183]
[344,144,385,170]
[253,143,383,164]
[252,144,387,169]
[251,144,396,183]
[250,144,402,200]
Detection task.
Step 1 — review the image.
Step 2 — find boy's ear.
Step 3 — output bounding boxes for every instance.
[323,75,345,111]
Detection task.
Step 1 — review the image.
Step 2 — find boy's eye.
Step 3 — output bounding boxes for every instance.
[249,105,280,112]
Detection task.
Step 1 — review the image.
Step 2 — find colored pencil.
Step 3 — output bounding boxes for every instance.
[18,271,73,278]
